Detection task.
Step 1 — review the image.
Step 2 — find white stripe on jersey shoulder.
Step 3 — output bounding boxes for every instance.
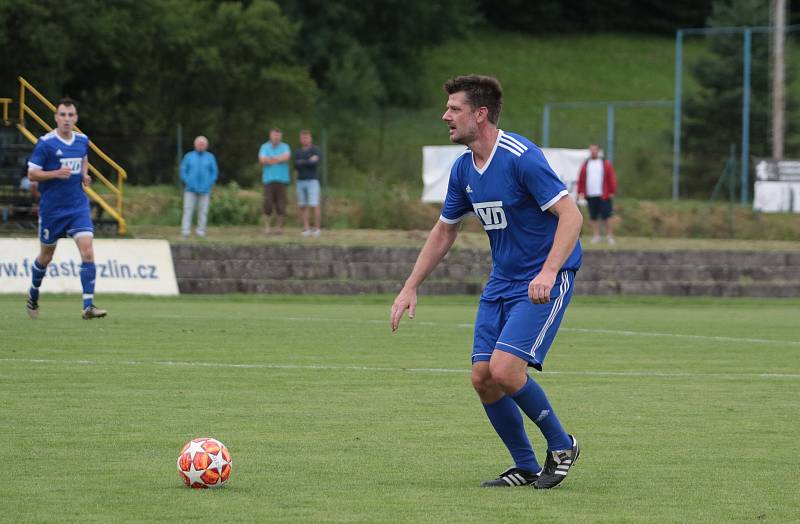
[41,130,57,140]
[495,131,529,157]
[500,133,529,152]
[498,136,526,155]
[75,132,88,140]
[440,212,475,224]
[497,142,523,157]
[541,189,569,211]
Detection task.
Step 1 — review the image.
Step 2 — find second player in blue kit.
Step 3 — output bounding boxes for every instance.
[391,75,584,489]
[25,98,107,320]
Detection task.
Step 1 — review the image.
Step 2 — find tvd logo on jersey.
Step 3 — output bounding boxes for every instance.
[472,201,507,230]
[60,157,83,174]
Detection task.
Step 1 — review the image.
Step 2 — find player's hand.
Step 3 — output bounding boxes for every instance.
[55,166,72,179]
[528,269,557,304]
[82,173,91,186]
[390,286,417,332]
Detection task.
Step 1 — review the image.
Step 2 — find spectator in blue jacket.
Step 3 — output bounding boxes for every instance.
[180,135,218,238]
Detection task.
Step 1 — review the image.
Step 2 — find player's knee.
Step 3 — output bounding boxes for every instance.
[470,366,495,395]
[38,252,54,266]
[488,361,520,392]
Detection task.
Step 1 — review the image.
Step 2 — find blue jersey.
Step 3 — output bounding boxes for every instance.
[440,130,582,299]
[28,131,90,217]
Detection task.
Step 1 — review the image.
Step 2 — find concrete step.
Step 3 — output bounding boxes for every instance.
[176,277,800,298]
[575,280,800,298]
[170,245,800,297]
[173,256,800,284]
[177,278,484,295]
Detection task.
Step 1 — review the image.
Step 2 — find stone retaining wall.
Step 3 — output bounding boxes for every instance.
[171,244,800,297]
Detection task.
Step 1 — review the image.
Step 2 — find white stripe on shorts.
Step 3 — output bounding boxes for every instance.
[531,270,570,359]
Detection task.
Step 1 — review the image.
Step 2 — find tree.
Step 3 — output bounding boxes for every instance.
[0,0,317,184]
[277,0,477,110]
[681,0,799,197]
[478,0,714,35]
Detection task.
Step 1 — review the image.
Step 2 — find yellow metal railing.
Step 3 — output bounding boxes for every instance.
[16,76,127,233]
[0,98,12,125]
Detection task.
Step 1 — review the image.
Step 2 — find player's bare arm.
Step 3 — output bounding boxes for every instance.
[528,196,583,304]
[82,155,91,186]
[28,165,71,182]
[390,220,459,331]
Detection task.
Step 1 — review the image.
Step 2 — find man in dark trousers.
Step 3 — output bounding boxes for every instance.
[577,144,617,244]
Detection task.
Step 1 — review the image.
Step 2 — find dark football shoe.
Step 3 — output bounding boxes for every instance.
[480,467,540,487]
[533,435,580,489]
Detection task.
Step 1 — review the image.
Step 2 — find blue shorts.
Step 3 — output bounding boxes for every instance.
[296,179,320,207]
[472,270,575,370]
[39,209,94,245]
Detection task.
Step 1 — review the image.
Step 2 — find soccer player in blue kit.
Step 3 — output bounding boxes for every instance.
[25,98,107,320]
[390,75,583,489]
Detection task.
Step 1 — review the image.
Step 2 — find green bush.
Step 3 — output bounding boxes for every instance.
[208,182,262,226]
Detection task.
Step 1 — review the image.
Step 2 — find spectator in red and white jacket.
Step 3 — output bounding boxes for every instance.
[577,144,618,244]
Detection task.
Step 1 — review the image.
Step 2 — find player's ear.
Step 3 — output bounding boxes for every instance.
[476,106,489,123]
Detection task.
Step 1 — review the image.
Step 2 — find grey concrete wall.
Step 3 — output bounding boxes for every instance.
[171,244,800,297]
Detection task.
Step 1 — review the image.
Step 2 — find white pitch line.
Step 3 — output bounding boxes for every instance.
[559,327,800,346]
[281,316,800,347]
[162,314,800,347]
[1,357,798,379]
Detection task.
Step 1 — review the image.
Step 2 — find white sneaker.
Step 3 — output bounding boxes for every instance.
[82,305,108,320]
[590,235,601,244]
[607,236,616,245]
[302,229,312,237]
[311,228,321,237]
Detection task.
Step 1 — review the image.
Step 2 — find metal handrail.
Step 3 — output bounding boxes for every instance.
[16,76,127,233]
[0,98,11,124]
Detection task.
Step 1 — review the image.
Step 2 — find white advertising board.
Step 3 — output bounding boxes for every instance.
[0,238,179,295]
[422,145,591,203]
[753,181,800,213]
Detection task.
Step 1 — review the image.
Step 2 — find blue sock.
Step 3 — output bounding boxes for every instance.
[79,262,96,309]
[483,395,540,473]
[511,376,571,451]
[29,259,47,301]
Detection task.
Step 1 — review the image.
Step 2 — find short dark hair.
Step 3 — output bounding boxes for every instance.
[270,127,282,133]
[443,75,503,124]
[56,97,78,112]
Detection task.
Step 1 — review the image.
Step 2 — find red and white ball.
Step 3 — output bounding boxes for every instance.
[177,437,232,489]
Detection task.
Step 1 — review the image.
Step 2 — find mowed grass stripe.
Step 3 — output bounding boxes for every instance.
[102,312,800,347]
[2,357,800,380]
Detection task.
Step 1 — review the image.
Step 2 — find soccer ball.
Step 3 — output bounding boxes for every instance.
[177,437,232,489]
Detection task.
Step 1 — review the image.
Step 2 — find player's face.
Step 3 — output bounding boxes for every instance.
[590,144,599,158]
[270,131,282,145]
[442,92,479,145]
[54,105,78,135]
[299,132,312,147]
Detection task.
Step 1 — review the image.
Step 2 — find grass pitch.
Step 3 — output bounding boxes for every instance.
[1,293,799,522]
